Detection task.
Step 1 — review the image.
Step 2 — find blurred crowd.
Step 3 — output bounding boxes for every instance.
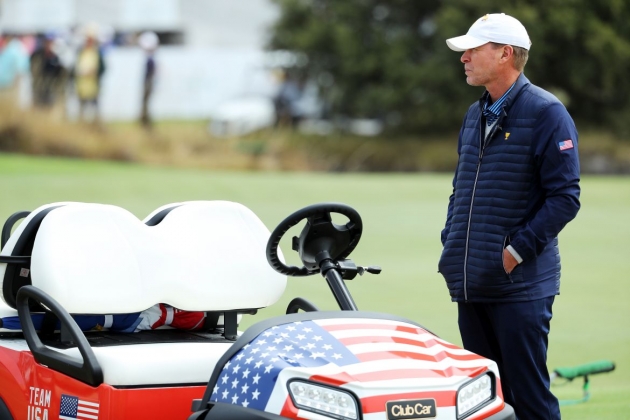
[1,23,315,136]
[0,24,159,128]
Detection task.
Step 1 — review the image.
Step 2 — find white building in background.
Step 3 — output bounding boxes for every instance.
[0,0,289,127]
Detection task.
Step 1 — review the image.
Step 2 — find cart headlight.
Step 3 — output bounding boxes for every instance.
[456,373,495,418]
[288,380,359,420]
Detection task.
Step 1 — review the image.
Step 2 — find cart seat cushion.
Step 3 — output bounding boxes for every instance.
[61,341,234,386]
[27,201,286,314]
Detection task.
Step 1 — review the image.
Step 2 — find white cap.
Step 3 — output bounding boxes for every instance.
[82,22,100,40]
[446,13,531,51]
[138,31,159,51]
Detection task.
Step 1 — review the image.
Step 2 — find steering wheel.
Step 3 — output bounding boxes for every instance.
[266,203,363,277]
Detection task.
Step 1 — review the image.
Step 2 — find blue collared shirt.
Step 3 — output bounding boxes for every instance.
[483,82,516,126]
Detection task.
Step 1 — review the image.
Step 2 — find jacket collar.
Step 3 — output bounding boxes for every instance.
[478,72,530,127]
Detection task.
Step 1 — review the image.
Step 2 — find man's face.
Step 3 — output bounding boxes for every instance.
[460,43,504,87]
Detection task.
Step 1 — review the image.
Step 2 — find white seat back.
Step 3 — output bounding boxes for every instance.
[1,202,79,307]
[28,201,286,314]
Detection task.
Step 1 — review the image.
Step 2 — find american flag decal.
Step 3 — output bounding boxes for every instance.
[210,318,497,418]
[59,394,99,420]
[558,139,574,151]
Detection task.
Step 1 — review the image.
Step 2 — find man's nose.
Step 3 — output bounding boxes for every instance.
[461,50,471,63]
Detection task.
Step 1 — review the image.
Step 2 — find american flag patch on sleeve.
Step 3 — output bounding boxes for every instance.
[558,139,574,151]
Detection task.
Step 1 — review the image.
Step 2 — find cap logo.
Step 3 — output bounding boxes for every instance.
[481,14,489,21]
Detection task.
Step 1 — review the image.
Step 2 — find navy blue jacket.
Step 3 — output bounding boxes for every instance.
[438,73,581,303]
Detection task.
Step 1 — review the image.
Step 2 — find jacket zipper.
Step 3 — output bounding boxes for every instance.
[463,122,499,301]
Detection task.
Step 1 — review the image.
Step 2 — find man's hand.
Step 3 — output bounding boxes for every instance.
[503,248,519,274]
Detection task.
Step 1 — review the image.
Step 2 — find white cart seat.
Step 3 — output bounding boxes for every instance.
[0,201,286,386]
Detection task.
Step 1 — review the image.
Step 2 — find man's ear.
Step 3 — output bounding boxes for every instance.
[500,45,514,62]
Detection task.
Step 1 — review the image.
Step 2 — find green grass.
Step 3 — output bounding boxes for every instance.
[0,153,628,419]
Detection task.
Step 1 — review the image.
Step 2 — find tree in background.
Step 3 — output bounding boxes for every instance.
[268,0,445,134]
[269,0,630,136]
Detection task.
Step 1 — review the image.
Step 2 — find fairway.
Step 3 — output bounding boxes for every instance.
[0,153,628,419]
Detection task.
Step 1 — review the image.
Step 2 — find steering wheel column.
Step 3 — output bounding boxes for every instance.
[316,251,359,310]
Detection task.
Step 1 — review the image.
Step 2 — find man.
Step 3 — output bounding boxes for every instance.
[0,34,29,106]
[138,31,159,129]
[73,26,105,124]
[438,13,581,420]
[30,34,66,109]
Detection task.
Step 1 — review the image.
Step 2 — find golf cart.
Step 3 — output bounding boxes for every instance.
[0,201,515,419]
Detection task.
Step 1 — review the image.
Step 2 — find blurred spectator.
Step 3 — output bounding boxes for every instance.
[30,34,66,110]
[138,31,159,129]
[0,34,29,106]
[20,35,38,55]
[273,70,304,129]
[73,26,106,124]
